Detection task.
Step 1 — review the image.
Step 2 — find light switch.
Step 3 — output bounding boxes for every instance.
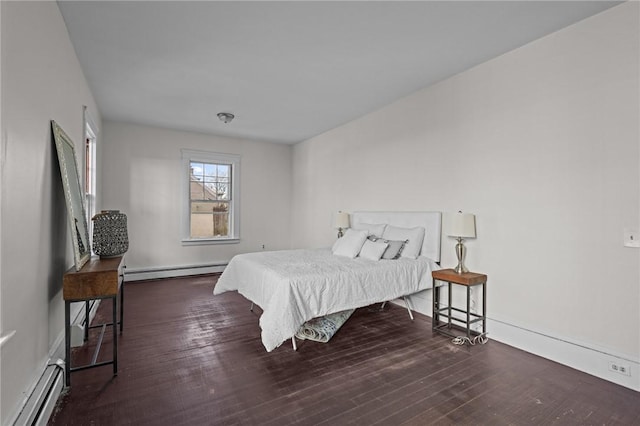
[624,228,640,248]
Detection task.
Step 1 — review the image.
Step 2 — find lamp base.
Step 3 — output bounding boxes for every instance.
[453,263,469,274]
[454,238,469,274]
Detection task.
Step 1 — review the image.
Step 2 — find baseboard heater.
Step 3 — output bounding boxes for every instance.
[124,262,227,282]
[12,362,64,426]
[9,298,98,425]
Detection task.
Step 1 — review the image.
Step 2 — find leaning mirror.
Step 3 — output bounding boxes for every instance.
[52,120,91,271]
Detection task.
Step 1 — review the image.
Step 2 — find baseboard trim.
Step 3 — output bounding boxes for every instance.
[70,299,101,347]
[486,317,639,391]
[49,298,102,354]
[406,292,639,392]
[8,296,98,426]
[124,262,226,281]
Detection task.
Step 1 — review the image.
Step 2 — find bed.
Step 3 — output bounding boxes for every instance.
[213,211,442,351]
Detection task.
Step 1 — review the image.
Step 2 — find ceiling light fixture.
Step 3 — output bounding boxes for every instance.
[217,112,235,124]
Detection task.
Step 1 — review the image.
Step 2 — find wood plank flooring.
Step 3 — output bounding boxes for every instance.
[49,274,640,425]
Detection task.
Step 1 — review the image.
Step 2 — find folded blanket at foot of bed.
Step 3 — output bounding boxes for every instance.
[295,309,355,343]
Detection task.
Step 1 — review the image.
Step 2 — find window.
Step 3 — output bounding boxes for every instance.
[83,107,98,248]
[182,150,240,244]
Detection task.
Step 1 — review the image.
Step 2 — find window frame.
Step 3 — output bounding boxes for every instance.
[83,106,98,249]
[181,149,240,245]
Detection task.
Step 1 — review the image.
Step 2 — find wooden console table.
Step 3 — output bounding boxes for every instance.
[63,256,124,386]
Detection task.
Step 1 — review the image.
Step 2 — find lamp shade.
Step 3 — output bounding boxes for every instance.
[333,211,350,229]
[448,212,476,238]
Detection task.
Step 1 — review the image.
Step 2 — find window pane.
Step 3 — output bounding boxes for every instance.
[190,179,205,200]
[190,201,230,238]
[218,164,230,178]
[191,162,231,200]
[221,166,232,199]
[214,183,229,200]
[204,163,216,179]
[190,162,204,179]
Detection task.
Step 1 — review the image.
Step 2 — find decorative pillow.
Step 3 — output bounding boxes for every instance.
[382,225,425,259]
[332,228,369,258]
[352,222,386,238]
[381,239,407,260]
[359,239,389,261]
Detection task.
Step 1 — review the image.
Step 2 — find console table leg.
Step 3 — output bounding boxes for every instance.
[84,301,90,342]
[119,280,124,333]
[466,286,471,340]
[482,281,487,334]
[64,301,71,387]
[447,282,452,329]
[112,296,118,376]
[432,279,440,330]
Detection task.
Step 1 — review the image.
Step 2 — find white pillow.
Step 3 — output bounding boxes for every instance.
[358,239,389,261]
[352,222,386,238]
[332,228,369,258]
[382,225,425,259]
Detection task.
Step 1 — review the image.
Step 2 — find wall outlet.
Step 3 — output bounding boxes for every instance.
[623,228,640,248]
[608,361,631,376]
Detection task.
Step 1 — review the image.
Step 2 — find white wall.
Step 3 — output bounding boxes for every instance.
[0,2,101,424]
[291,3,639,388]
[101,122,292,273]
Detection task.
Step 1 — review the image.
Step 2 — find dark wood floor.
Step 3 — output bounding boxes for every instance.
[49,274,640,425]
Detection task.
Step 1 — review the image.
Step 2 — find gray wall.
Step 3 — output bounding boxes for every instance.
[290,3,639,389]
[100,121,292,271]
[0,2,101,423]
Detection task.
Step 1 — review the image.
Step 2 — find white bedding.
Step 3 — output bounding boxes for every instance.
[213,248,439,352]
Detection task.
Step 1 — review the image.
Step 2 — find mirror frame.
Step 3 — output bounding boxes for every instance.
[52,120,91,271]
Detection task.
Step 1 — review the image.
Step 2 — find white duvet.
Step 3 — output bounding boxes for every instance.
[213,248,439,352]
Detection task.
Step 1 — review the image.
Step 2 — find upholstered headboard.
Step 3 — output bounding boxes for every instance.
[351,211,442,262]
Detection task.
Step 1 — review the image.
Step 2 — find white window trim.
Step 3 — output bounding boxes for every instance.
[83,106,98,249]
[181,149,240,245]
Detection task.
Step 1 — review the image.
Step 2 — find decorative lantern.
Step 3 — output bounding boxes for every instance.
[92,210,129,258]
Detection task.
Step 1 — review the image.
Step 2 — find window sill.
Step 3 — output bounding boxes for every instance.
[181,238,240,246]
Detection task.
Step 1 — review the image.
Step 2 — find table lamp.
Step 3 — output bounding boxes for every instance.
[448,211,476,274]
[333,211,350,238]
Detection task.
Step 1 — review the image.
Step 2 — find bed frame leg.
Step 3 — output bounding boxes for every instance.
[292,336,297,351]
[249,302,254,312]
[380,301,387,310]
[403,296,414,320]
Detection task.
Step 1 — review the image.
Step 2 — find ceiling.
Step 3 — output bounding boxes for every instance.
[57,1,620,144]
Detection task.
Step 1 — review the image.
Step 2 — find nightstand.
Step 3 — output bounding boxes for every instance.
[432,268,486,342]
